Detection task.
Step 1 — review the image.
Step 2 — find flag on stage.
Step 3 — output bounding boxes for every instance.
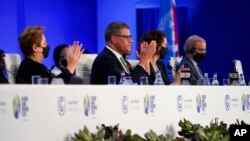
[158,0,179,57]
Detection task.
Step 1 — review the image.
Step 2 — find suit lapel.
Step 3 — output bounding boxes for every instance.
[103,48,128,73]
[185,56,200,79]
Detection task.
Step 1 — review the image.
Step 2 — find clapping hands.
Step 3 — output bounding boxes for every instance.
[138,41,157,72]
[66,41,84,74]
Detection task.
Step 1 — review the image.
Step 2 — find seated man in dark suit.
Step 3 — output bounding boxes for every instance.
[177,35,207,85]
[91,21,156,84]
[0,49,8,83]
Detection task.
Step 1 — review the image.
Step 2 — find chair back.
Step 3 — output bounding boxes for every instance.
[76,54,97,84]
[4,53,21,84]
[127,59,139,69]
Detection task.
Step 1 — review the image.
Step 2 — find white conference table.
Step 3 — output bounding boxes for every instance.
[0,85,250,141]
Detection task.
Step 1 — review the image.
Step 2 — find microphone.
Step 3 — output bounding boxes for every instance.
[167,65,176,72]
[167,65,181,76]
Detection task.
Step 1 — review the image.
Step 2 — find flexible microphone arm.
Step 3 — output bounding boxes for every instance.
[167,65,176,72]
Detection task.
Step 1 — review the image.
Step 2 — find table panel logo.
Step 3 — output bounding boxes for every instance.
[241,94,250,112]
[196,94,207,113]
[57,96,66,116]
[144,95,156,115]
[12,95,29,119]
[121,96,129,114]
[83,95,97,116]
[225,94,230,111]
[177,95,183,112]
[13,95,20,118]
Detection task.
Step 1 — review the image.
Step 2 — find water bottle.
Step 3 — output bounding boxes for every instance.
[203,73,210,85]
[248,76,250,86]
[211,73,219,85]
[119,71,126,85]
[123,76,133,85]
[154,70,164,85]
[239,73,246,86]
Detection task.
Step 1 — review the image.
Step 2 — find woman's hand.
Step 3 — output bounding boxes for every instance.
[66,41,84,74]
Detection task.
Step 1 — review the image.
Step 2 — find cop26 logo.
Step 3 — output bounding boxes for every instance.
[196,94,207,113]
[144,94,156,114]
[13,95,21,119]
[12,95,29,119]
[241,94,250,112]
[196,94,201,113]
[144,95,150,114]
[83,95,90,116]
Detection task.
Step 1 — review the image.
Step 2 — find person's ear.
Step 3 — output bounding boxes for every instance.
[32,44,39,52]
[111,35,117,43]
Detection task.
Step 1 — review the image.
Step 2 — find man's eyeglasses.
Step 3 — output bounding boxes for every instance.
[195,48,207,53]
[115,34,132,40]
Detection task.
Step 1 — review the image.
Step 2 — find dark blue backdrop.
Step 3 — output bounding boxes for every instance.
[0,0,249,84]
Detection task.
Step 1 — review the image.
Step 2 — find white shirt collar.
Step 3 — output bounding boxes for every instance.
[106,45,130,74]
[106,45,122,60]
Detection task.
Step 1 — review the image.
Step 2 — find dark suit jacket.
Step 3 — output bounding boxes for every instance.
[91,48,152,84]
[177,56,202,85]
[16,58,73,84]
[150,60,170,85]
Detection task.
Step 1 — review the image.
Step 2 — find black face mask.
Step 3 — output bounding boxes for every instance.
[159,47,168,59]
[60,59,68,67]
[0,64,3,71]
[193,52,206,62]
[42,45,50,58]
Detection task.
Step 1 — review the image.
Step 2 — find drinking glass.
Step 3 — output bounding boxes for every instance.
[140,76,148,85]
[32,75,41,84]
[37,78,49,84]
[223,79,230,86]
[108,76,116,85]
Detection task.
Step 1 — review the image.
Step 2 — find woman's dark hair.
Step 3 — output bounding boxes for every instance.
[53,44,69,67]
[138,30,166,54]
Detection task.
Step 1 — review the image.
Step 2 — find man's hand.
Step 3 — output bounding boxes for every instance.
[173,65,190,85]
